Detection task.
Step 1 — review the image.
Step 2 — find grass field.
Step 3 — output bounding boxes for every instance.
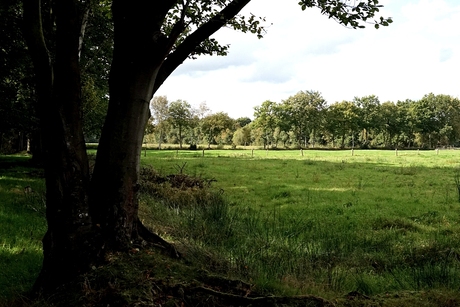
[139,148,460,299]
[2,148,460,305]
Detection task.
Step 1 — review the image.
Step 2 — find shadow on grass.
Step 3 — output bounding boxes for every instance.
[0,155,46,301]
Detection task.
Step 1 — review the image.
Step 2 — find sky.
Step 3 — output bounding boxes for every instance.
[155,0,460,119]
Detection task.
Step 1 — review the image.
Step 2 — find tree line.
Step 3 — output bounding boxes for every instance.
[147,91,460,150]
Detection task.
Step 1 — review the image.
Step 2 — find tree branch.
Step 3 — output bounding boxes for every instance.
[153,0,251,94]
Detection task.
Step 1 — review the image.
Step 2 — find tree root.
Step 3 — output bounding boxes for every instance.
[190,286,335,307]
[137,220,181,258]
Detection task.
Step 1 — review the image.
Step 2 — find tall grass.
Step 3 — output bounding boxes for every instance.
[3,149,460,303]
[139,149,460,298]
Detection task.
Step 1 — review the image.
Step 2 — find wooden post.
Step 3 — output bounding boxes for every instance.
[351,149,354,156]
[436,148,439,155]
[202,149,205,157]
[301,149,304,157]
[251,149,254,158]
[395,149,398,156]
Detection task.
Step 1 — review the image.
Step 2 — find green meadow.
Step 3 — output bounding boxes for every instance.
[140,149,460,299]
[2,149,460,305]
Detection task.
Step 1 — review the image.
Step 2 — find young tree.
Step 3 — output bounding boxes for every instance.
[253,100,279,148]
[201,112,235,148]
[330,101,360,148]
[353,95,382,147]
[21,0,391,294]
[233,125,252,146]
[283,90,326,148]
[379,101,399,148]
[168,99,193,149]
[150,95,170,149]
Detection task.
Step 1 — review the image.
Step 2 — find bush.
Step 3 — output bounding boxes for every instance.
[139,166,218,209]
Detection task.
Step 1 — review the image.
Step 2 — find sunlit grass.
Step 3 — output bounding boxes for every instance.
[139,148,460,298]
[0,155,46,300]
[3,149,460,305]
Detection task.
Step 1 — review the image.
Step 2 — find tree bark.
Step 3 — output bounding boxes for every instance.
[24,0,94,293]
[89,0,175,249]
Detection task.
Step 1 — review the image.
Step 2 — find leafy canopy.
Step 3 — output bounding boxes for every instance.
[299,0,392,29]
[163,0,392,60]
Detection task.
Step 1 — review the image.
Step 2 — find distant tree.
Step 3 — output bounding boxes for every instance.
[379,101,399,148]
[395,99,417,147]
[274,103,293,147]
[250,125,265,147]
[201,112,235,148]
[81,75,108,142]
[411,93,457,148]
[0,1,36,153]
[195,101,211,119]
[433,95,460,146]
[323,103,343,148]
[79,2,113,142]
[168,100,193,149]
[233,125,252,146]
[353,95,382,147]
[329,101,360,148]
[150,96,170,149]
[253,100,279,148]
[235,117,252,128]
[283,90,326,148]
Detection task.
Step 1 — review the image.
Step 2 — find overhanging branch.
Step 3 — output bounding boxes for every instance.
[153,0,251,94]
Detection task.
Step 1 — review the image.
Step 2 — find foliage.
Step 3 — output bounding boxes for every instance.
[232,125,252,146]
[168,100,194,149]
[299,0,393,29]
[150,96,170,148]
[201,112,235,147]
[81,75,108,142]
[0,1,36,153]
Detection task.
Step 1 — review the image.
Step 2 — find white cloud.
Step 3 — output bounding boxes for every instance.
[156,0,460,119]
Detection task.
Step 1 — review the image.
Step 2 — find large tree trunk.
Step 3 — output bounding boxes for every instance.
[24,0,94,293]
[89,1,172,249]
